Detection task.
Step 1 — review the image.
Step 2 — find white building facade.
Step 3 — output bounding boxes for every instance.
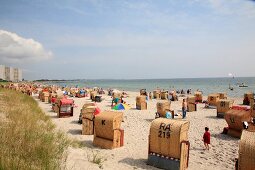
[0,65,22,82]
[0,65,5,80]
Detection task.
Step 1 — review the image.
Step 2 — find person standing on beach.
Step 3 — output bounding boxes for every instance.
[203,127,211,150]
[182,99,187,119]
[149,92,152,100]
[168,92,173,101]
[144,91,148,100]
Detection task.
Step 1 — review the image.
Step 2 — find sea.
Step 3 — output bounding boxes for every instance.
[43,77,255,98]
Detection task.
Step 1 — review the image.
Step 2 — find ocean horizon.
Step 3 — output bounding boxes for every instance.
[34,76,255,81]
[42,77,255,98]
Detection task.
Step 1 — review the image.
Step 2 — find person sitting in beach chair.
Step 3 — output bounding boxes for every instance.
[155,112,160,119]
[252,117,255,125]
[120,97,126,104]
[168,93,173,101]
[122,90,127,95]
[204,101,209,108]
[111,97,120,107]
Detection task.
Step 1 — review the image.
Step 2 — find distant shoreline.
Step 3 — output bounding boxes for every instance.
[32,76,255,82]
[33,77,254,98]
[33,79,79,82]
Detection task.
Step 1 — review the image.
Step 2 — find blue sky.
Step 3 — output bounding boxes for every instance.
[0,0,255,80]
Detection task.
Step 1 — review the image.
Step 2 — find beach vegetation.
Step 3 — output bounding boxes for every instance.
[87,150,106,169]
[0,88,72,170]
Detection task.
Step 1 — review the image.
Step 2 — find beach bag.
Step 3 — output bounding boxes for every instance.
[166,111,172,119]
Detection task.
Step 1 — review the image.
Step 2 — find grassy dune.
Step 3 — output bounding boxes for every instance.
[0,88,72,170]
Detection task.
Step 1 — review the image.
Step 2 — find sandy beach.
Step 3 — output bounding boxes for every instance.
[2,1,255,169]
[35,91,243,170]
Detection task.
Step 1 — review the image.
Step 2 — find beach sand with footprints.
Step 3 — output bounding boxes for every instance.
[36,91,242,170]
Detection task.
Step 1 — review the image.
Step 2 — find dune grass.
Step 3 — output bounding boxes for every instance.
[0,82,9,86]
[87,150,106,169]
[0,88,72,170]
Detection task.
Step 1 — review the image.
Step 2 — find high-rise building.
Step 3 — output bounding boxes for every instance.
[0,65,22,82]
[17,68,22,82]
[0,65,5,80]
[14,68,19,81]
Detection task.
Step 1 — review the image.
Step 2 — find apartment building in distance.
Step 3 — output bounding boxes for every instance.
[0,65,22,82]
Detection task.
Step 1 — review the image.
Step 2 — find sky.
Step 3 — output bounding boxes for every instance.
[0,0,255,80]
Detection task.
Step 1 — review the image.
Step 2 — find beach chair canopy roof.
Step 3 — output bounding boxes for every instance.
[60,98,74,105]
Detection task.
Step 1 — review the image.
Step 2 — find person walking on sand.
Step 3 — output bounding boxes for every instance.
[182,99,187,119]
[203,127,211,150]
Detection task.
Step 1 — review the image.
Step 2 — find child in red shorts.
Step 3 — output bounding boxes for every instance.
[203,127,210,150]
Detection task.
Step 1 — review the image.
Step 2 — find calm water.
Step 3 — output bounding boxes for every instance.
[44,77,255,98]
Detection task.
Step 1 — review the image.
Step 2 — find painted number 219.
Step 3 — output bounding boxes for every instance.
[158,130,170,138]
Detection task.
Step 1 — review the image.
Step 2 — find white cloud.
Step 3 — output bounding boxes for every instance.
[0,30,52,63]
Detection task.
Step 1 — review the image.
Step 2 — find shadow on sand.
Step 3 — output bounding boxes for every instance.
[68,129,82,135]
[70,120,80,125]
[81,140,95,149]
[205,116,220,120]
[211,133,239,141]
[190,147,205,151]
[203,106,217,110]
[144,119,154,122]
[118,158,153,169]
[129,108,137,111]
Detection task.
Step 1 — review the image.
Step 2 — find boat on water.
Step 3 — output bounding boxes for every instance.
[238,83,248,87]
[229,84,234,91]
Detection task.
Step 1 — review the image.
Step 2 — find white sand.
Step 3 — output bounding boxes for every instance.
[36,92,242,170]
